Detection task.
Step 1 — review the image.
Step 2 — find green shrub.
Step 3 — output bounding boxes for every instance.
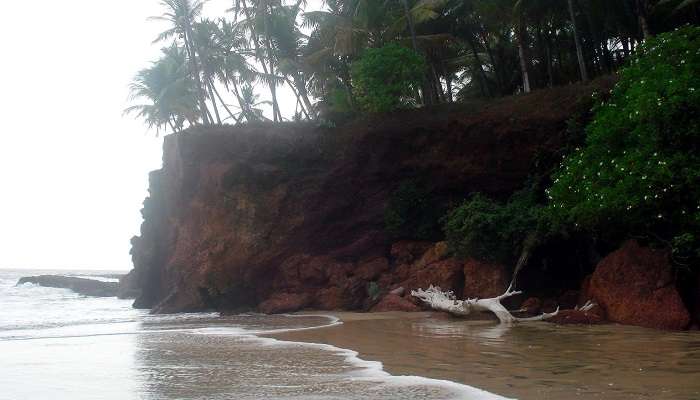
[351,43,426,113]
[444,190,545,263]
[384,180,441,240]
[547,26,700,261]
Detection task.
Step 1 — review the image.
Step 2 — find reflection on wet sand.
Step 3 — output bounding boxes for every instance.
[274,312,700,400]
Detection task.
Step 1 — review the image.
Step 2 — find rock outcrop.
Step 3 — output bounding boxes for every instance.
[17,275,119,297]
[585,240,691,330]
[371,293,422,312]
[127,82,612,314]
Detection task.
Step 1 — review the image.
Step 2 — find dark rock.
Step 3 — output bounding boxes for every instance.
[17,275,118,297]
[587,240,690,330]
[390,241,434,265]
[258,292,311,314]
[547,309,605,325]
[371,294,421,312]
[520,297,542,314]
[558,290,580,310]
[463,259,509,299]
[117,271,140,299]
[542,298,559,313]
[389,286,405,296]
[354,257,390,281]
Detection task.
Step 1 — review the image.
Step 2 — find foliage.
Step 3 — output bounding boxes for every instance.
[124,45,199,134]
[128,0,700,132]
[444,189,548,263]
[384,180,442,240]
[350,43,426,113]
[547,26,700,263]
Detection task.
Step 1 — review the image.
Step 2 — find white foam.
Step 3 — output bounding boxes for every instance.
[193,314,514,400]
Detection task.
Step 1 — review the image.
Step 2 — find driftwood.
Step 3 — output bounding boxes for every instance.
[411,284,559,324]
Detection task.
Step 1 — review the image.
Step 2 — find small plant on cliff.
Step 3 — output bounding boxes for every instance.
[444,190,547,265]
[547,26,700,265]
[385,180,441,240]
[351,43,426,113]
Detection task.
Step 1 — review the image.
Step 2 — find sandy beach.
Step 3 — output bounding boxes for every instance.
[273,311,700,400]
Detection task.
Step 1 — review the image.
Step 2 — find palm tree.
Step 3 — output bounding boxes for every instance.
[232,0,285,122]
[125,45,199,134]
[239,84,272,122]
[151,0,212,124]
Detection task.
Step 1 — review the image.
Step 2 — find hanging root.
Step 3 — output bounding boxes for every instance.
[411,284,559,324]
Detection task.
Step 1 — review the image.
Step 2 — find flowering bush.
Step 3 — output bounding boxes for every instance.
[547,26,700,261]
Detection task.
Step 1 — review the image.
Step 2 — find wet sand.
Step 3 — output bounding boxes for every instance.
[272,312,700,400]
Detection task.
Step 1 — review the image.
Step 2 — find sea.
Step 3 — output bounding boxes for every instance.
[0,269,507,400]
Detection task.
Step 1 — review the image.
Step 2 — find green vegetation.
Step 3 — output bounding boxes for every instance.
[126,0,699,133]
[444,191,545,264]
[385,180,442,240]
[548,26,700,263]
[351,44,426,113]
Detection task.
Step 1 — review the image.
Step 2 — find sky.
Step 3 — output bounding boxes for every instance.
[0,0,317,271]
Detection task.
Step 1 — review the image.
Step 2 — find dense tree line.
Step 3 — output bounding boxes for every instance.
[126,0,700,133]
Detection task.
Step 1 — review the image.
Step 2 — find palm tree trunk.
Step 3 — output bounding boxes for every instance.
[635,0,652,39]
[206,78,222,124]
[183,27,211,125]
[241,0,280,122]
[285,78,311,119]
[211,80,238,123]
[401,0,419,53]
[567,0,589,82]
[516,22,531,93]
[261,2,282,122]
[479,30,503,95]
[465,33,491,97]
[293,74,315,118]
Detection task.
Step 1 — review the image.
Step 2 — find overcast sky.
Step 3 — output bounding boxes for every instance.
[0,0,315,271]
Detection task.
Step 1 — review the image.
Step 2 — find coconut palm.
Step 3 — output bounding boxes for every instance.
[151,0,212,124]
[125,45,199,135]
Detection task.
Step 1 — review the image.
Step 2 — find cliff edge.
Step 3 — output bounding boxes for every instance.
[127,82,609,314]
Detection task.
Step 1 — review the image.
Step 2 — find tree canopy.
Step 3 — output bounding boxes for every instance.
[126,0,700,133]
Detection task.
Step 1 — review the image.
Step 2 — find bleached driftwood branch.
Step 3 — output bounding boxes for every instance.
[411,285,559,324]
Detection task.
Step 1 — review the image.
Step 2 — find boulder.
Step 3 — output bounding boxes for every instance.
[258,292,311,314]
[314,277,367,311]
[17,275,119,297]
[587,240,690,330]
[275,255,329,289]
[354,257,390,281]
[371,293,421,312]
[390,241,434,265]
[463,259,509,299]
[402,258,464,295]
[415,242,450,268]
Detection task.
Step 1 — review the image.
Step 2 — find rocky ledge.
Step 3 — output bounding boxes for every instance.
[18,275,120,298]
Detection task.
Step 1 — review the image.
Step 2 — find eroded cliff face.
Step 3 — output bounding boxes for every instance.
[128,83,607,314]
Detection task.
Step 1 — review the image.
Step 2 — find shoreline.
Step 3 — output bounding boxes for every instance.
[269,311,700,400]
